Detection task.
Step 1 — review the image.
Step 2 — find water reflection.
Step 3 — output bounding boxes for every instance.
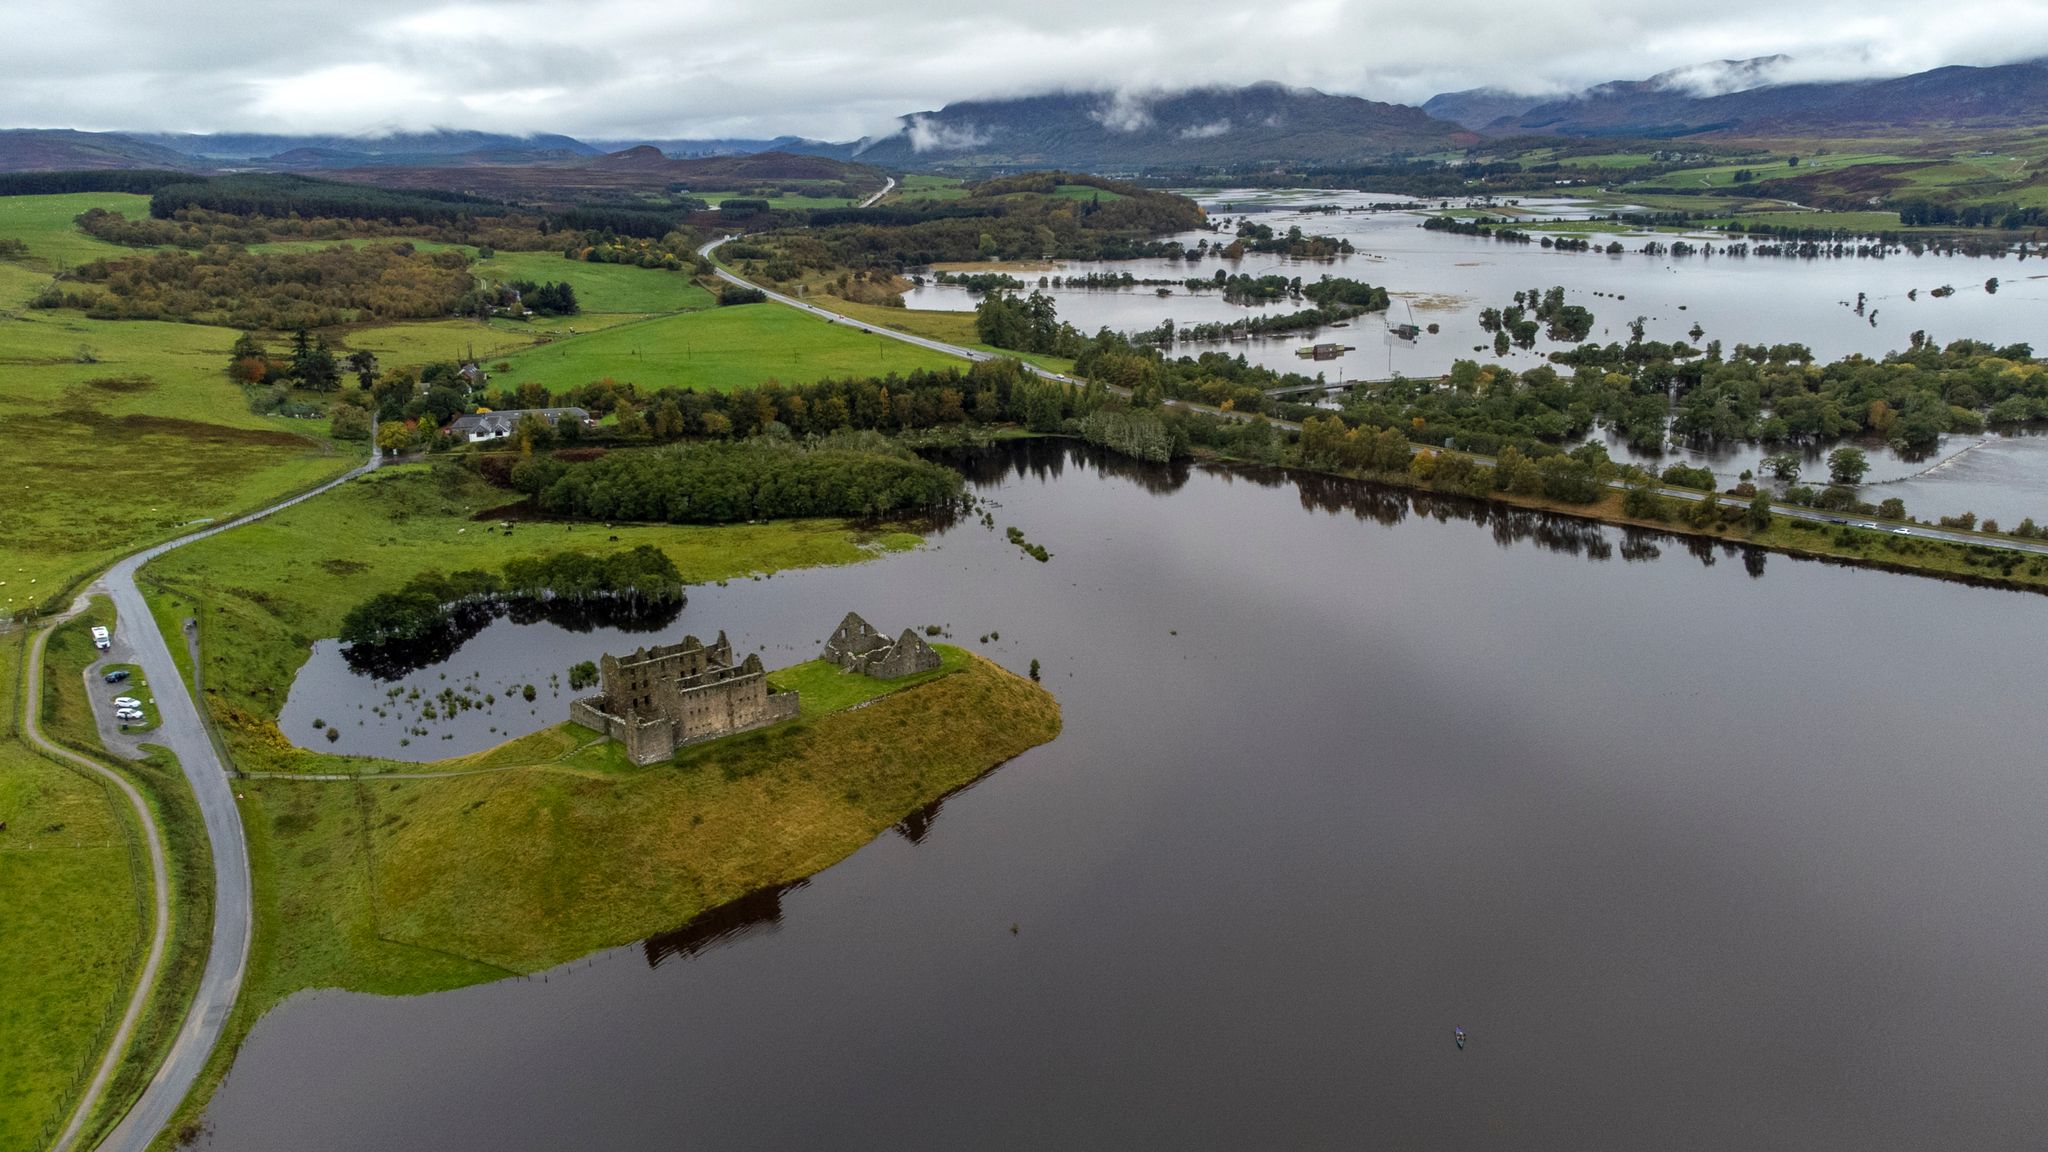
[341,597,685,680]
[643,881,806,969]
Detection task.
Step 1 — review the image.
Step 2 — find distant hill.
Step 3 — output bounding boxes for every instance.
[1489,59,2048,137]
[325,148,888,202]
[851,83,1468,169]
[132,130,602,165]
[586,135,864,160]
[0,129,203,173]
[1421,89,1548,131]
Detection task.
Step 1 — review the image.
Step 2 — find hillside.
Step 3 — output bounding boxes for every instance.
[132,129,602,165]
[1493,59,2048,138]
[853,83,1467,169]
[325,148,889,203]
[0,129,202,173]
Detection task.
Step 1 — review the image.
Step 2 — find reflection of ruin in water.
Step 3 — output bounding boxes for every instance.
[642,880,807,969]
[342,596,684,680]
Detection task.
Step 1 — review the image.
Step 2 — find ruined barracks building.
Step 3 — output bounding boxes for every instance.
[573,614,940,766]
[570,630,800,766]
[821,612,942,679]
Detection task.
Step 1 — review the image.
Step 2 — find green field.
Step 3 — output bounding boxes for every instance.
[805,294,1078,375]
[470,250,717,315]
[0,632,145,1152]
[890,174,970,203]
[0,306,357,611]
[701,190,865,211]
[495,302,966,394]
[769,646,966,717]
[0,192,154,279]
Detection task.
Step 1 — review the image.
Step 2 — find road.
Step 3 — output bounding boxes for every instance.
[696,236,1273,427]
[700,238,2048,558]
[69,445,380,1152]
[22,618,170,1152]
[856,176,896,208]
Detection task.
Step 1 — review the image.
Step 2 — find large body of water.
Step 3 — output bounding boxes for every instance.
[205,442,2048,1149]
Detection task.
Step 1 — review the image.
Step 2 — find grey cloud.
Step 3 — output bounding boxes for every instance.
[1,0,2045,137]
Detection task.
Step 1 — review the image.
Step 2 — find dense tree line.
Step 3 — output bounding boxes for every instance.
[507,436,964,523]
[149,173,512,226]
[0,170,195,196]
[339,546,685,646]
[748,173,1203,273]
[37,241,472,329]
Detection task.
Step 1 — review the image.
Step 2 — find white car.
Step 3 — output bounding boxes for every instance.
[115,708,145,722]
[113,696,141,708]
[1893,527,1910,535]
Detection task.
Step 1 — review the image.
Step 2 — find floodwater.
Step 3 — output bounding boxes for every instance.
[208,441,2048,1149]
[901,188,2048,521]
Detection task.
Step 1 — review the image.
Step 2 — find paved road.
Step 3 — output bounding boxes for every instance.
[696,237,1276,428]
[856,176,896,208]
[21,619,170,1152]
[82,447,379,1152]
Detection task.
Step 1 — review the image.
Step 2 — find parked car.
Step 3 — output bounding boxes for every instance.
[115,709,145,722]
[103,669,131,684]
[113,696,142,708]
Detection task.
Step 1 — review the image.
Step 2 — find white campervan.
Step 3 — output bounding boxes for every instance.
[91,625,111,651]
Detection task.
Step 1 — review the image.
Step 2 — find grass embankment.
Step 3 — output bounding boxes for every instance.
[137,463,923,770]
[496,301,967,394]
[243,648,1054,989]
[0,630,144,1152]
[768,644,965,718]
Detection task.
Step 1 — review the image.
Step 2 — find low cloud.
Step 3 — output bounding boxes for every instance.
[1090,91,1155,133]
[1178,118,1233,139]
[5,0,2048,138]
[906,114,990,152]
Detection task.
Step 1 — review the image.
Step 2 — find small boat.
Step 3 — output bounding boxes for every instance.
[1454,1027,1467,1050]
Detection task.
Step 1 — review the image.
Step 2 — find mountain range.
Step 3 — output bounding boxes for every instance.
[6,58,2048,176]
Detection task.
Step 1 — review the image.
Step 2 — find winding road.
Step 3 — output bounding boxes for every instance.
[39,446,380,1152]
[22,621,169,1152]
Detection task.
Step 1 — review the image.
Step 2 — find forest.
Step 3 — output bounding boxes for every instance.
[507,435,964,523]
[36,241,474,328]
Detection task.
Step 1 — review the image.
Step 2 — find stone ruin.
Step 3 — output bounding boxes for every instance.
[569,629,800,766]
[821,612,942,680]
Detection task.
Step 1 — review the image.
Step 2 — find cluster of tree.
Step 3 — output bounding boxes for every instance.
[1320,338,2048,466]
[1226,221,1353,258]
[75,205,555,251]
[1478,285,1594,352]
[547,358,1098,445]
[149,173,511,227]
[339,546,685,647]
[747,173,1203,272]
[564,231,705,270]
[513,279,579,316]
[933,270,1027,293]
[39,241,472,329]
[1078,409,1184,463]
[505,435,964,523]
[1894,199,2048,231]
[1422,215,1534,243]
[1144,303,1374,345]
[719,284,767,306]
[975,291,1087,357]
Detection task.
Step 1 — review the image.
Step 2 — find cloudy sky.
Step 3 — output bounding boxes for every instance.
[7,0,2047,139]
